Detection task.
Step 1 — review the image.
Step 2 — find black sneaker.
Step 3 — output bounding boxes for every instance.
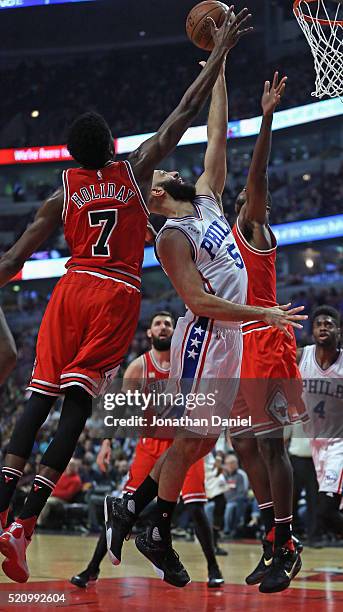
[246,534,303,586]
[245,538,273,585]
[259,544,302,593]
[104,496,135,566]
[207,565,224,588]
[135,527,191,588]
[292,534,303,554]
[70,568,99,588]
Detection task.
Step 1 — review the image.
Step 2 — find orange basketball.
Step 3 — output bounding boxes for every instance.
[186,1,230,51]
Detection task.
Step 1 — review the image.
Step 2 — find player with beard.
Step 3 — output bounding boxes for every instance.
[297,306,343,538]
[105,58,307,588]
[0,9,256,584]
[71,312,224,589]
[228,73,307,593]
[0,307,16,387]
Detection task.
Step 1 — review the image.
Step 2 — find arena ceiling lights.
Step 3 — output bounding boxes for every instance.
[0,97,342,165]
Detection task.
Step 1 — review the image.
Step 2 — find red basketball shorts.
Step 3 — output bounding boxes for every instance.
[28,270,141,397]
[231,325,308,437]
[123,438,207,504]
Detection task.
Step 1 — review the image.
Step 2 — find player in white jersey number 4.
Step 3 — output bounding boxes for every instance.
[298,305,343,539]
[105,57,307,587]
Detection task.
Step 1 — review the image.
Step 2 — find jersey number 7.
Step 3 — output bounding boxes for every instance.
[88,209,118,257]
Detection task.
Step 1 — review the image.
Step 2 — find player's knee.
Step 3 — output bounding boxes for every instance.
[64,386,93,419]
[172,438,202,464]
[257,437,286,463]
[231,437,257,462]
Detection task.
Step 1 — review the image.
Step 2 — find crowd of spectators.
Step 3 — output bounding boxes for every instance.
[1,161,342,259]
[0,46,316,149]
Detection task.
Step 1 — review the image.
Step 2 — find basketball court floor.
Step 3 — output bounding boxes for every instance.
[0,534,341,610]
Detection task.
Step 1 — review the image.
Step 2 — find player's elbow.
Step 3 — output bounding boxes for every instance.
[187,293,211,318]
[180,94,202,120]
[1,252,20,270]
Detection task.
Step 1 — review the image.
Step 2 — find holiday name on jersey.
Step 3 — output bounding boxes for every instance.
[200,219,230,261]
[71,183,136,209]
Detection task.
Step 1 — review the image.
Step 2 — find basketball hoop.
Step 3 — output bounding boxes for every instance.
[293,0,343,100]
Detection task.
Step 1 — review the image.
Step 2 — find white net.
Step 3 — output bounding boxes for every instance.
[294,0,343,99]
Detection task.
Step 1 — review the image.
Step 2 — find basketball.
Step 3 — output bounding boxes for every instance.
[186,1,230,51]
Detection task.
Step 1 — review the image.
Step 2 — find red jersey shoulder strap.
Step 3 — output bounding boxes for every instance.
[234,217,277,256]
[122,160,149,218]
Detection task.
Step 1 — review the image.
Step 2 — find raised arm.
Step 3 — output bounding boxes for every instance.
[242,72,287,225]
[0,189,63,287]
[157,229,307,337]
[129,7,253,188]
[196,59,228,209]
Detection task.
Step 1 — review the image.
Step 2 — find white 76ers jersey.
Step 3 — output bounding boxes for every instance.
[156,195,247,323]
[299,345,343,439]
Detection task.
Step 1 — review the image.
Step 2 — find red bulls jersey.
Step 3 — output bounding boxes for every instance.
[141,349,170,390]
[140,350,170,456]
[232,217,277,309]
[62,160,148,290]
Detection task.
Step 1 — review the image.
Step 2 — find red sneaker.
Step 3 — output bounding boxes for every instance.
[0,522,30,583]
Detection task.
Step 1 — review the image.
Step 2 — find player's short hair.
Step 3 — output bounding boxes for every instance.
[67,112,113,169]
[311,305,341,328]
[149,311,175,328]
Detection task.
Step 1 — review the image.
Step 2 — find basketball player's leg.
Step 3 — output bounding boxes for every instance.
[257,437,293,547]
[230,390,276,538]
[257,435,303,594]
[0,387,92,583]
[71,526,106,588]
[104,442,204,571]
[0,307,17,385]
[230,435,280,585]
[182,459,224,588]
[316,443,343,536]
[0,392,56,529]
[77,445,166,587]
[187,502,224,587]
[231,436,275,533]
[134,436,216,587]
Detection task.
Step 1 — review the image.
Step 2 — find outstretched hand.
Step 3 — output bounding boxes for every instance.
[207,6,253,53]
[263,303,307,338]
[262,71,287,117]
